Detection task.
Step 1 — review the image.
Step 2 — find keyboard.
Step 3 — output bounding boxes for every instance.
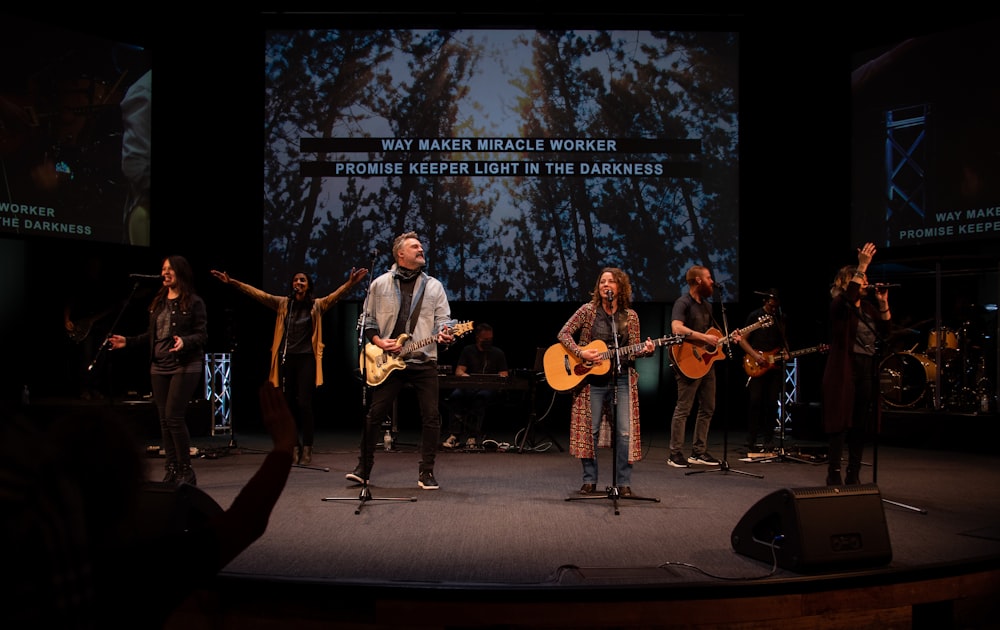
[438,373,531,391]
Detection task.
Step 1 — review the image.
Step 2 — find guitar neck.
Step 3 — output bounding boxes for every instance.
[399,336,435,355]
[789,345,825,359]
[597,335,680,360]
[395,320,469,356]
[726,316,773,345]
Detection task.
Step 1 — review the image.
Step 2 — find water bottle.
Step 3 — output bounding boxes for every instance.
[383,430,393,451]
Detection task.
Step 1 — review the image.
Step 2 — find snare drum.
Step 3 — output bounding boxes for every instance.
[880,351,937,408]
[927,327,959,358]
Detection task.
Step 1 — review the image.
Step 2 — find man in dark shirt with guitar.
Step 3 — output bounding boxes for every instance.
[738,289,789,454]
[739,290,829,455]
[667,265,749,468]
[61,255,122,400]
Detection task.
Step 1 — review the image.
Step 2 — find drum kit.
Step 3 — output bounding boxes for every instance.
[879,322,992,412]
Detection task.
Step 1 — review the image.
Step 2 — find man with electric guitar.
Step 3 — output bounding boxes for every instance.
[667,265,745,468]
[738,288,790,454]
[347,231,458,491]
[60,255,125,400]
[739,290,831,455]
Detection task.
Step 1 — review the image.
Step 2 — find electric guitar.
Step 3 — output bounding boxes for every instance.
[65,304,121,343]
[543,334,685,392]
[743,343,830,378]
[670,315,773,379]
[360,320,473,386]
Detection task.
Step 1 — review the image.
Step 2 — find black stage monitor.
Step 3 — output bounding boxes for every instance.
[731,485,892,573]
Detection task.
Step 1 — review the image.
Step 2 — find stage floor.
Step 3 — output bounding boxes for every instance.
[25,398,1000,627]
[184,427,1000,587]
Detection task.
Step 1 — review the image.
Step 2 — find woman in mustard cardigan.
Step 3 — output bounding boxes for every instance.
[211,266,367,464]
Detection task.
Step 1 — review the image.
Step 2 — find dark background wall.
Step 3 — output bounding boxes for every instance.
[6,11,998,436]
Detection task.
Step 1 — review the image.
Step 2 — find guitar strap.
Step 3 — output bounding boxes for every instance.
[775,311,790,352]
[703,300,721,334]
[405,276,426,334]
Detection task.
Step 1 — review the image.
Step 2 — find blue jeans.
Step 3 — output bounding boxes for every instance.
[582,380,632,486]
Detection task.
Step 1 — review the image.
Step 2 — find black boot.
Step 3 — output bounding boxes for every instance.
[846,441,863,485]
[176,464,197,486]
[845,466,861,485]
[162,463,177,484]
[826,468,842,486]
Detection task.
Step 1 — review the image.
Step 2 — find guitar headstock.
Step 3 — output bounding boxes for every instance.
[446,320,475,339]
[660,334,686,346]
[760,314,774,328]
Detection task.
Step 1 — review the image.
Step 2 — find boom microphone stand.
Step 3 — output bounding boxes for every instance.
[750,302,815,466]
[323,250,416,514]
[567,296,659,514]
[866,296,926,514]
[688,286,763,479]
[87,277,146,376]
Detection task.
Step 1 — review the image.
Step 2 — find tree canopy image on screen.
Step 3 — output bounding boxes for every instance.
[264,28,739,302]
[0,15,150,246]
[851,19,1000,252]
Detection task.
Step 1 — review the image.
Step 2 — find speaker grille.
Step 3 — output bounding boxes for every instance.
[732,484,892,572]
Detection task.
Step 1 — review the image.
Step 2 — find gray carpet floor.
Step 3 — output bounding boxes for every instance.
[179,427,1000,590]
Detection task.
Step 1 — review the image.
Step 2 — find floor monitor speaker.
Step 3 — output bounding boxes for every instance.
[731,484,892,572]
[134,481,224,543]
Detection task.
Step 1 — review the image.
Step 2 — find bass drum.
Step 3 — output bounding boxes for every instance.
[880,352,937,408]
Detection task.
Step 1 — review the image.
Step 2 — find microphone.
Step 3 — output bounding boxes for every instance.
[129,273,162,281]
[370,248,379,257]
[753,290,776,298]
[605,289,614,302]
[872,283,901,289]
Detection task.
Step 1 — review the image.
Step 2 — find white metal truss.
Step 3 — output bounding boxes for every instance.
[885,104,928,235]
[777,358,799,429]
[204,353,232,435]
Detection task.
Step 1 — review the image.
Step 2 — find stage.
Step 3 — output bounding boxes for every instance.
[129,408,1000,629]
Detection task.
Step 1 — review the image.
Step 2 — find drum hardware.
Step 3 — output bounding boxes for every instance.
[879,351,936,408]
[927,327,960,360]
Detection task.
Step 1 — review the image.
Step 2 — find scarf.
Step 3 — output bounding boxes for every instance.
[393,265,422,281]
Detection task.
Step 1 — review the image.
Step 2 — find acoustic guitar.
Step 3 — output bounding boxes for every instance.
[360,320,473,386]
[743,343,829,378]
[670,315,773,379]
[543,334,684,391]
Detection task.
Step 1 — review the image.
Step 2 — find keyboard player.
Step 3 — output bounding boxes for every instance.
[442,323,509,449]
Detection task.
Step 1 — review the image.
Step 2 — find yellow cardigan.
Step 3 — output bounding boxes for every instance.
[230,279,355,387]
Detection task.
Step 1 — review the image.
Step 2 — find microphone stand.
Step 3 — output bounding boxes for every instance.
[688,285,763,479]
[862,300,926,514]
[567,295,659,514]
[87,278,144,376]
[750,303,814,465]
[324,249,416,513]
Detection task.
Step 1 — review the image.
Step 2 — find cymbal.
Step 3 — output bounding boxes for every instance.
[887,326,921,340]
[908,318,935,330]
